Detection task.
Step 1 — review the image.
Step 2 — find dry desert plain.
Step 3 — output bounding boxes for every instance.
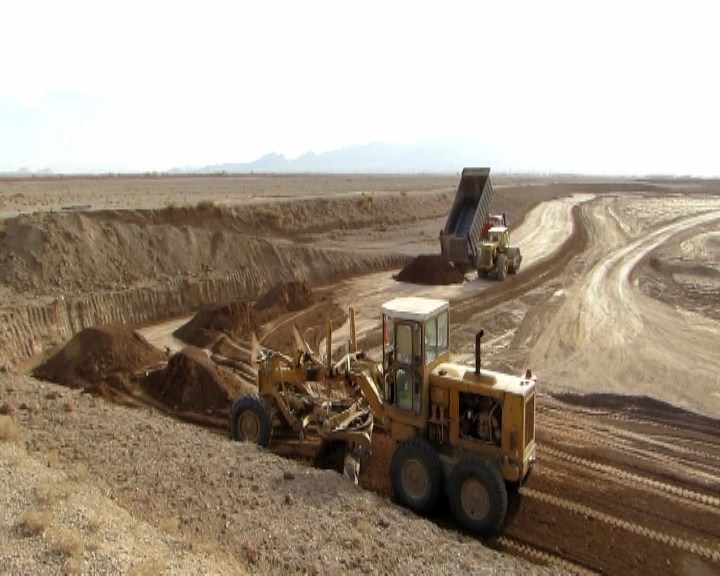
[1,173,719,575]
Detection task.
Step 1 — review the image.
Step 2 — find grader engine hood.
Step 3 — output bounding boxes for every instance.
[431,362,537,397]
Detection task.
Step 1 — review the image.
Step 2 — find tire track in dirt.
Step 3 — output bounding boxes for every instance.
[519,487,720,564]
[538,446,720,510]
[494,535,597,575]
[538,405,720,468]
[538,420,720,484]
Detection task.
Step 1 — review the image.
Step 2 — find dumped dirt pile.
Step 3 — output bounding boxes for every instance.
[176,281,314,347]
[174,301,256,348]
[142,346,255,412]
[393,254,465,285]
[254,279,314,312]
[33,324,165,386]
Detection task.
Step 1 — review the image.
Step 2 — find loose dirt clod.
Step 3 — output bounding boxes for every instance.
[393,254,465,285]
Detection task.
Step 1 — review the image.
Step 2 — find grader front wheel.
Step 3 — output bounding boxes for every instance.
[229,394,273,447]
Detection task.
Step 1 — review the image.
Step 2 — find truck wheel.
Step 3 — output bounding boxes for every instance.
[390,437,443,515]
[496,253,508,281]
[229,394,273,447]
[448,456,508,535]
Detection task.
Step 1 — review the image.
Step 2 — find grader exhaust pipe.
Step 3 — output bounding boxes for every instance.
[475,329,484,375]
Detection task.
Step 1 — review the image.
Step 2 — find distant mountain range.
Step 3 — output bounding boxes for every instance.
[179,140,507,174]
[0,139,509,176]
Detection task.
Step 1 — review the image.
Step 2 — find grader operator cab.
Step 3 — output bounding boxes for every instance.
[229,296,536,535]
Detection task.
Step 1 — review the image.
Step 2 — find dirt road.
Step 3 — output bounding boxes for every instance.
[526,196,720,416]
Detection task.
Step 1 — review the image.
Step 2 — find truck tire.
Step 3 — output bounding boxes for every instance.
[390,437,443,515]
[448,456,508,535]
[229,394,273,447]
[511,251,521,274]
[496,253,508,281]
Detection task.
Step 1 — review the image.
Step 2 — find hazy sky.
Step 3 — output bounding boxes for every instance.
[2,1,718,175]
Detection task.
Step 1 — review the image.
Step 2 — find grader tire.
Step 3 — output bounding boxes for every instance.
[390,437,443,515]
[229,394,273,447]
[448,456,508,535]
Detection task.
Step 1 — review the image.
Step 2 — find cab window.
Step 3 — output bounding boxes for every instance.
[395,323,413,364]
[395,367,421,414]
[425,311,449,363]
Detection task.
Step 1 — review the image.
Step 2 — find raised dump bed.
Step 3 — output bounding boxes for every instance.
[439,168,495,267]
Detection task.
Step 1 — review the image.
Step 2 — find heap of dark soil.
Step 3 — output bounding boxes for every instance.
[174,301,256,348]
[254,280,314,312]
[142,346,255,412]
[393,254,465,285]
[175,281,315,347]
[34,324,166,386]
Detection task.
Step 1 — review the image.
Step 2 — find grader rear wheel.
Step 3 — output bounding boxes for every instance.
[448,456,508,535]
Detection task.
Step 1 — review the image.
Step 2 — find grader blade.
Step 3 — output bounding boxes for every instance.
[319,403,374,451]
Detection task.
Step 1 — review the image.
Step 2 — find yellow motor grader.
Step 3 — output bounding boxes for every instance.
[229,296,536,535]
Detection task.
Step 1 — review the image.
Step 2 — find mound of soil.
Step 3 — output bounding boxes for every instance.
[393,254,465,285]
[175,281,315,348]
[209,333,250,361]
[254,280,314,312]
[143,346,255,412]
[34,324,165,386]
[174,301,256,348]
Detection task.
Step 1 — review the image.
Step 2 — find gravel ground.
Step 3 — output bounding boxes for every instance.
[0,372,549,575]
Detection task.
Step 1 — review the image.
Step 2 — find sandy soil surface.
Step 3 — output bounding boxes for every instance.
[2,173,720,574]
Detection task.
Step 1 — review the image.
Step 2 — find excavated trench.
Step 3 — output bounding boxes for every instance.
[0,245,408,367]
[0,198,425,368]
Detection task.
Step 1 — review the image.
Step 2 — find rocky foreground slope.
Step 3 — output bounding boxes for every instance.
[0,373,546,575]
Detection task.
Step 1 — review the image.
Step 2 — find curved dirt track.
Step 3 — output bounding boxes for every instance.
[526,197,720,415]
